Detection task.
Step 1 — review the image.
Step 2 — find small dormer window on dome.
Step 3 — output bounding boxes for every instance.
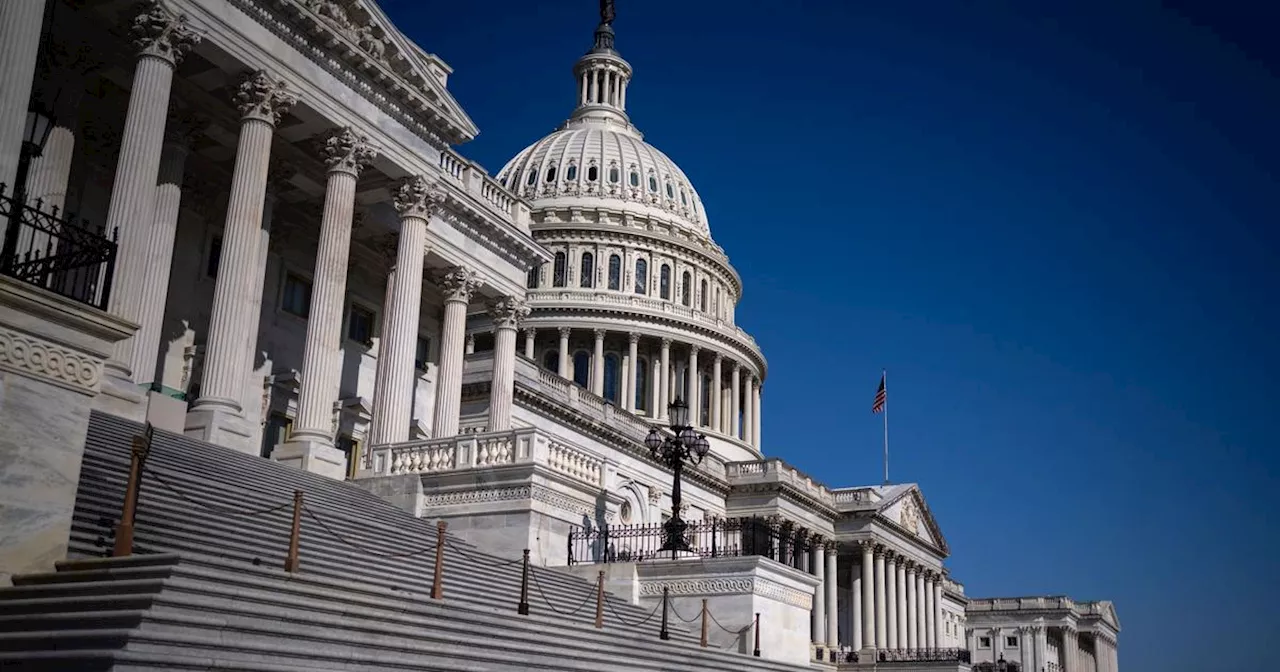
[586,164,597,182]
[566,162,578,181]
[609,165,619,183]
[665,182,674,199]
[545,165,557,183]
[647,173,657,193]
[629,169,639,187]
[526,170,537,187]
[680,188,687,206]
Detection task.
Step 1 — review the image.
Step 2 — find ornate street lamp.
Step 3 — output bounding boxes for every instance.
[644,397,710,557]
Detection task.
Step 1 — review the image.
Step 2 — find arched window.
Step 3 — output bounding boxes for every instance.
[713,286,720,314]
[587,165,598,182]
[553,252,567,287]
[700,279,708,312]
[680,189,687,206]
[526,265,539,289]
[543,350,559,373]
[526,170,537,186]
[700,373,711,426]
[681,271,691,306]
[666,182,674,199]
[609,166,620,183]
[635,357,648,412]
[573,351,590,388]
[629,170,640,187]
[604,353,620,403]
[660,264,671,300]
[634,259,648,295]
[580,252,595,288]
[545,165,557,182]
[648,175,658,192]
[566,163,577,181]
[608,254,621,290]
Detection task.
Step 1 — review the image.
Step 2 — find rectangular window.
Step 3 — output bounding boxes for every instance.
[282,273,311,318]
[415,335,431,371]
[206,235,223,278]
[979,636,992,649]
[347,304,374,346]
[1006,636,1019,648]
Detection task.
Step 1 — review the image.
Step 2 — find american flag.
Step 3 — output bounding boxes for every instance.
[872,374,886,414]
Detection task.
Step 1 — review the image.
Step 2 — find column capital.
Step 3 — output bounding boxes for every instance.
[660,337,672,348]
[322,127,378,177]
[884,549,898,563]
[235,71,298,126]
[732,359,741,371]
[1029,625,1043,634]
[713,351,723,363]
[436,267,481,303]
[627,331,641,345]
[522,326,537,337]
[394,175,446,219]
[558,326,572,339]
[824,540,839,556]
[858,539,876,554]
[592,328,606,340]
[133,1,201,65]
[488,296,530,329]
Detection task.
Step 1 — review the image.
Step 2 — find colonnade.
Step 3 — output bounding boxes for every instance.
[970,625,1117,672]
[523,327,762,447]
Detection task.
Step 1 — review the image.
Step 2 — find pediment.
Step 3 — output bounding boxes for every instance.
[287,0,479,143]
[878,485,949,555]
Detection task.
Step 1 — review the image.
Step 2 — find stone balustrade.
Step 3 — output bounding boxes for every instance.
[725,458,833,505]
[967,596,1077,612]
[832,486,880,507]
[437,149,530,229]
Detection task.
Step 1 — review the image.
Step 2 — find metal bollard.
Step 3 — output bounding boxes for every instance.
[430,520,447,599]
[284,490,303,572]
[517,549,531,615]
[112,435,149,557]
[700,598,709,647]
[594,570,605,628]
[753,612,761,657]
[659,586,670,640]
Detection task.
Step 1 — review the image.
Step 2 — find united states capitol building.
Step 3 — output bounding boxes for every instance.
[0,0,1119,670]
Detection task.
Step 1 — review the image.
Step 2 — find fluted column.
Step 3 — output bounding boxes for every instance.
[488,297,529,431]
[22,81,87,212]
[730,361,741,438]
[523,328,536,359]
[743,374,755,444]
[591,329,605,395]
[287,128,377,451]
[752,379,762,447]
[924,573,936,649]
[369,176,437,445]
[825,542,838,648]
[896,561,908,650]
[687,345,700,425]
[557,327,570,378]
[810,538,824,646]
[905,564,917,650]
[859,541,875,651]
[885,553,899,649]
[915,571,927,649]
[187,72,294,448]
[873,545,887,648]
[625,332,639,412]
[1033,625,1047,672]
[710,353,722,432]
[850,557,863,650]
[1019,627,1032,671]
[932,578,943,649]
[658,338,671,418]
[103,4,199,388]
[0,0,49,190]
[432,267,480,438]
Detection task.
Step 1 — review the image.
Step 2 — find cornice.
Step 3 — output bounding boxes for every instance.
[728,481,837,521]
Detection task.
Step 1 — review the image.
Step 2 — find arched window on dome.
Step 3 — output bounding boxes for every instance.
[580,252,594,288]
[573,351,590,388]
[666,182,674,199]
[545,165,557,183]
[713,285,720,315]
[526,264,539,289]
[566,163,577,181]
[543,350,559,373]
[648,174,658,193]
[629,170,640,187]
[659,264,671,300]
[604,353,620,403]
[608,254,621,290]
[526,170,537,187]
[680,189,687,206]
[681,271,691,306]
[635,357,649,413]
[553,251,567,287]
[700,279,708,312]
[635,259,648,295]
[587,165,598,182]
[610,166,620,183]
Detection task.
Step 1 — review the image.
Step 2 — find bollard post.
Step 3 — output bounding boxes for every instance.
[659,586,670,640]
[753,612,761,657]
[700,598,709,647]
[594,570,605,628]
[284,490,303,572]
[517,549,531,615]
[113,435,149,557]
[430,520,447,599]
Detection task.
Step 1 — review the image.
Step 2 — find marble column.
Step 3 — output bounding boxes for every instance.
[710,352,721,431]
[1019,627,1032,671]
[487,297,528,431]
[811,539,824,646]
[591,328,605,396]
[237,169,287,436]
[743,374,754,444]
[625,332,639,412]
[658,337,671,418]
[0,0,49,191]
[885,553,899,649]
[825,542,838,648]
[859,541,875,651]
[993,627,1004,662]
[924,573,936,649]
[649,354,661,413]
[730,360,741,438]
[432,267,480,438]
[850,557,863,650]
[557,327,570,378]
[101,5,199,397]
[186,72,294,449]
[1033,625,1047,672]
[369,176,436,445]
[932,578,944,649]
[916,570,926,649]
[873,545,887,648]
[687,345,700,425]
[1065,629,1079,672]
[522,328,535,359]
[22,82,86,212]
[752,379,762,447]
[906,564,917,650]
[896,560,908,650]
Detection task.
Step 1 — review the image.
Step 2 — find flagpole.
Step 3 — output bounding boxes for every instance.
[882,368,889,485]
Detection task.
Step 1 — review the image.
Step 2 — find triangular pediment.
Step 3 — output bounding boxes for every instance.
[877,484,949,555]
[288,0,479,143]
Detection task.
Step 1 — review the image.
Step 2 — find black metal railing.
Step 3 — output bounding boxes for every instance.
[0,184,117,309]
[878,648,973,663]
[568,516,815,565]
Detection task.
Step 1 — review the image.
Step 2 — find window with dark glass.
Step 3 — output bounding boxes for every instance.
[608,254,621,290]
[526,170,537,186]
[573,351,590,387]
[543,350,559,373]
[545,166,556,182]
[604,353,620,403]
[347,304,374,346]
[587,165,598,182]
[415,335,431,370]
[526,265,539,289]
[609,166,620,183]
[206,235,223,278]
[553,251,567,287]
[666,182,674,198]
[680,190,687,206]
[659,264,671,300]
[282,273,312,318]
[635,357,648,412]
[629,171,639,187]
[700,373,711,426]
[580,252,594,288]
[648,175,657,192]
[681,271,691,306]
[634,259,648,295]
[566,164,577,181]
[260,413,292,458]
[700,279,708,312]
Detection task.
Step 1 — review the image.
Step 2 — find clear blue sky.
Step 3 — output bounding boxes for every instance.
[382,2,1278,670]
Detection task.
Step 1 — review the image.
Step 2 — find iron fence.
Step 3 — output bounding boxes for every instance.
[0,185,117,309]
[568,516,816,565]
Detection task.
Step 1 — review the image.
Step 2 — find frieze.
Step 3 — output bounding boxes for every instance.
[0,327,103,393]
[638,575,812,610]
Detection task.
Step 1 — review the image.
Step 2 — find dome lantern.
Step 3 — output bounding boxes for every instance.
[569,0,632,128]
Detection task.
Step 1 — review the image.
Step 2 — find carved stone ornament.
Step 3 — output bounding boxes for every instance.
[487,296,530,329]
[0,327,102,392]
[647,486,661,506]
[436,267,481,303]
[322,127,378,176]
[900,498,921,536]
[133,1,200,65]
[234,71,298,126]
[394,175,445,219]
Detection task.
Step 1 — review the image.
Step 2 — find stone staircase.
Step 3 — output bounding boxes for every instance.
[0,411,808,671]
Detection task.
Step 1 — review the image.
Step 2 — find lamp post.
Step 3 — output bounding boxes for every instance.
[645,397,710,558]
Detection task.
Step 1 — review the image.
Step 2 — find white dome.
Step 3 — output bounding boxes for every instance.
[497,122,710,237]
